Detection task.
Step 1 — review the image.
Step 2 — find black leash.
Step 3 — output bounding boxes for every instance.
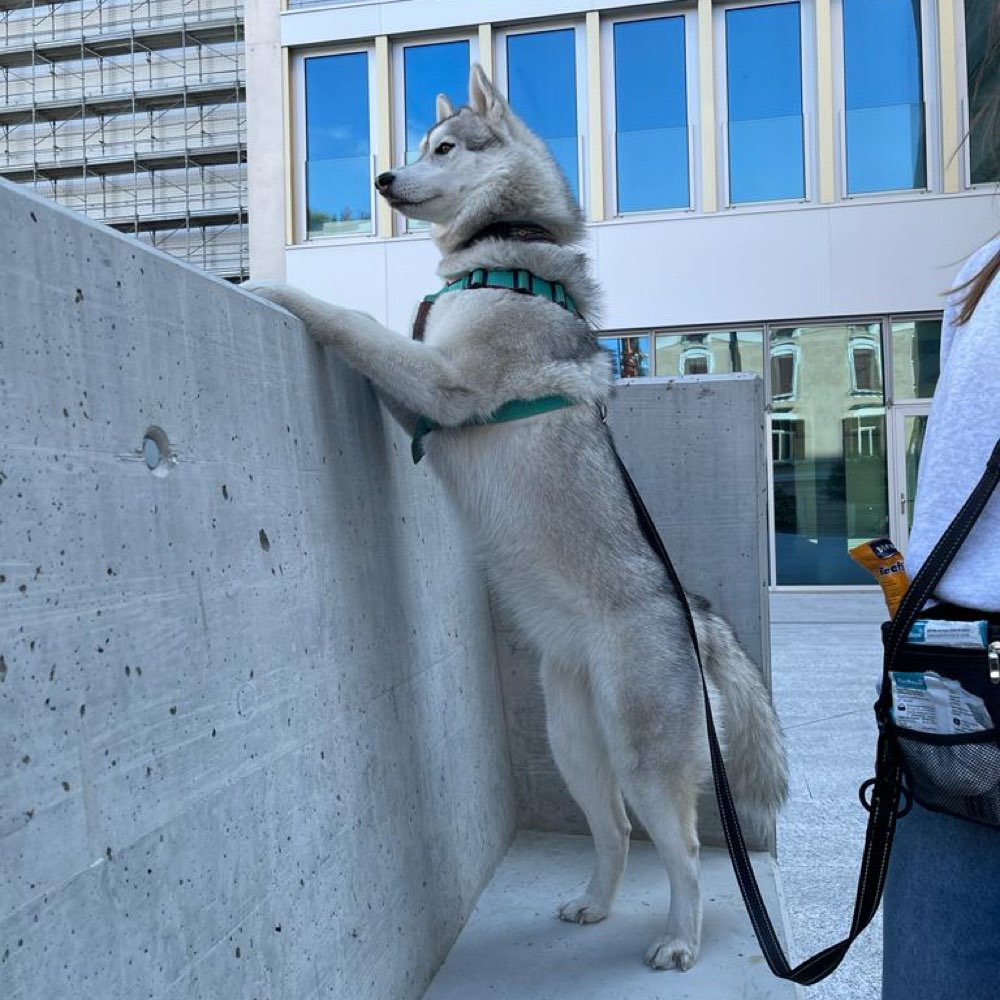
[607,427,908,985]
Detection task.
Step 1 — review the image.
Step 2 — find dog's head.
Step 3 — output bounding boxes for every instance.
[375,64,584,250]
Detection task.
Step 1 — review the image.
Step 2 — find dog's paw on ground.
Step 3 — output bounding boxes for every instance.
[557,895,609,924]
[644,936,697,971]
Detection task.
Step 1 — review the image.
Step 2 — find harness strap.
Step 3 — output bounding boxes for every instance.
[411,395,578,464]
[412,267,580,341]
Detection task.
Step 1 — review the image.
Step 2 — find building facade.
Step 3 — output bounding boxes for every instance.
[0,0,248,281]
[246,0,998,588]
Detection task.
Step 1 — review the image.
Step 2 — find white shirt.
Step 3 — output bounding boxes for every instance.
[906,236,1000,611]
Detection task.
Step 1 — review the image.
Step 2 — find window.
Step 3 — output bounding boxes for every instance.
[891,315,941,399]
[396,38,472,232]
[769,323,888,585]
[770,343,799,399]
[848,333,883,395]
[611,16,690,213]
[502,27,582,200]
[598,334,651,378]
[771,417,805,463]
[681,346,712,375]
[841,0,926,194]
[723,2,806,204]
[655,329,765,376]
[964,0,1000,185]
[304,51,373,239]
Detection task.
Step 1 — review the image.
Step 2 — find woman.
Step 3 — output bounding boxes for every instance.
[880,231,1000,999]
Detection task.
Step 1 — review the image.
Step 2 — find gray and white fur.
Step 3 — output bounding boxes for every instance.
[246,64,787,972]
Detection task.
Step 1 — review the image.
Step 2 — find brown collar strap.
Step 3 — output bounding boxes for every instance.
[457,221,557,251]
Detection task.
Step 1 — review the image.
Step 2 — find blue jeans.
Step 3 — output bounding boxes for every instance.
[882,802,1000,1000]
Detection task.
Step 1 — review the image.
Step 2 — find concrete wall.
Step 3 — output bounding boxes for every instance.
[0,179,517,1000]
[496,375,772,850]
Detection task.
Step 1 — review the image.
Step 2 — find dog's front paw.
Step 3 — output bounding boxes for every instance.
[557,895,609,925]
[644,936,698,971]
[242,280,298,311]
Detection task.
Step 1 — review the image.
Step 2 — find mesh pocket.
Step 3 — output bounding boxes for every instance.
[891,726,1000,827]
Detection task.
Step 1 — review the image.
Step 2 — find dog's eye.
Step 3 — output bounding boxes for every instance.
[434,141,455,156]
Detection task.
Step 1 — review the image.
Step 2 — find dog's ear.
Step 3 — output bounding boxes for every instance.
[436,93,456,122]
[469,63,507,122]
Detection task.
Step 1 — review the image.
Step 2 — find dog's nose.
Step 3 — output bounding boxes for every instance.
[375,171,395,191]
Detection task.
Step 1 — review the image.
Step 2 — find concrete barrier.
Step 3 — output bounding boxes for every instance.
[0,179,516,1000]
[0,178,775,999]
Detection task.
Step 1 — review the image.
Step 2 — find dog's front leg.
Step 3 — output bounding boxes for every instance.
[244,282,480,428]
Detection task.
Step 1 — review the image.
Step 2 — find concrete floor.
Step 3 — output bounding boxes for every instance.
[771,591,886,1000]
[424,832,797,1000]
[424,591,886,1000]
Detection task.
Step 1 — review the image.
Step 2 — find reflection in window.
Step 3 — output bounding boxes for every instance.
[891,316,941,399]
[401,40,470,232]
[613,17,689,212]
[506,29,580,198]
[965,0,1000,184]
[769,324,888,585]
[305,52,372,238]
[772,417,805,463]
[843,412,885,458]
[848,335,882,394]
[655,329,764,376]
[403,41,470,158]
[770,343,799,399]
[725,2,805,204]
[599,334,651,378]
[843,0,926,193]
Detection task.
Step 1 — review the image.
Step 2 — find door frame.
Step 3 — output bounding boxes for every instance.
[888,399,932,554]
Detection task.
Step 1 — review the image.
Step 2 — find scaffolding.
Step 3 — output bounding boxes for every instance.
[0,0,247,281]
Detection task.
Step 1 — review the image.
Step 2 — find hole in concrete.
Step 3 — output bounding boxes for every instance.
[142,427,172,478]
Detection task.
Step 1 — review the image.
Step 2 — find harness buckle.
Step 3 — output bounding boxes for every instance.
[467,267,489,289]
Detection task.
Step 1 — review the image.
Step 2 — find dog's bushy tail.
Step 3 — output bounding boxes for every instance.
[692,599,789,840]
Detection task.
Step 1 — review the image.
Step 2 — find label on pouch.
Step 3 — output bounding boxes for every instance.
[890,671,992,735]
[907,620,988,648]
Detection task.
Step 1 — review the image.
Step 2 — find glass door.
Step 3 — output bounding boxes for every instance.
[889,401,931,556]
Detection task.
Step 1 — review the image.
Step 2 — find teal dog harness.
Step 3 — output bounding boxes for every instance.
[409,265,584,464]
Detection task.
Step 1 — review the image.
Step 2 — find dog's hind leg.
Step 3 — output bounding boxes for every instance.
[541,657,631,925]
[620,769,702,970]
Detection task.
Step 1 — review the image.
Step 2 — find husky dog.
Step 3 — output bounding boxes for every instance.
[247,65,787,972]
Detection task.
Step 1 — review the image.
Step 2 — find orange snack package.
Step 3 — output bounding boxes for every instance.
[849,538,911,617]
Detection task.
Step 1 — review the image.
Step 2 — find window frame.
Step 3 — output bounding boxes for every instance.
[600,7,700,218]
[293,43,378,245]
[493,20,589,213]
[714,0,817,210]
[831,0,939,199]
[390,31,479,237]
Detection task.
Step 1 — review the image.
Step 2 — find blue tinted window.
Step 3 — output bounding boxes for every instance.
[403,40,470,160]
[506,29,579,198]
[725,3,804,204]
[614,17,689,212]
[843,0,925,193]
[305,52,371,237]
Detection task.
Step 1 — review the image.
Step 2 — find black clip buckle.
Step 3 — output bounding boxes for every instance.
[859,775,912,819]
